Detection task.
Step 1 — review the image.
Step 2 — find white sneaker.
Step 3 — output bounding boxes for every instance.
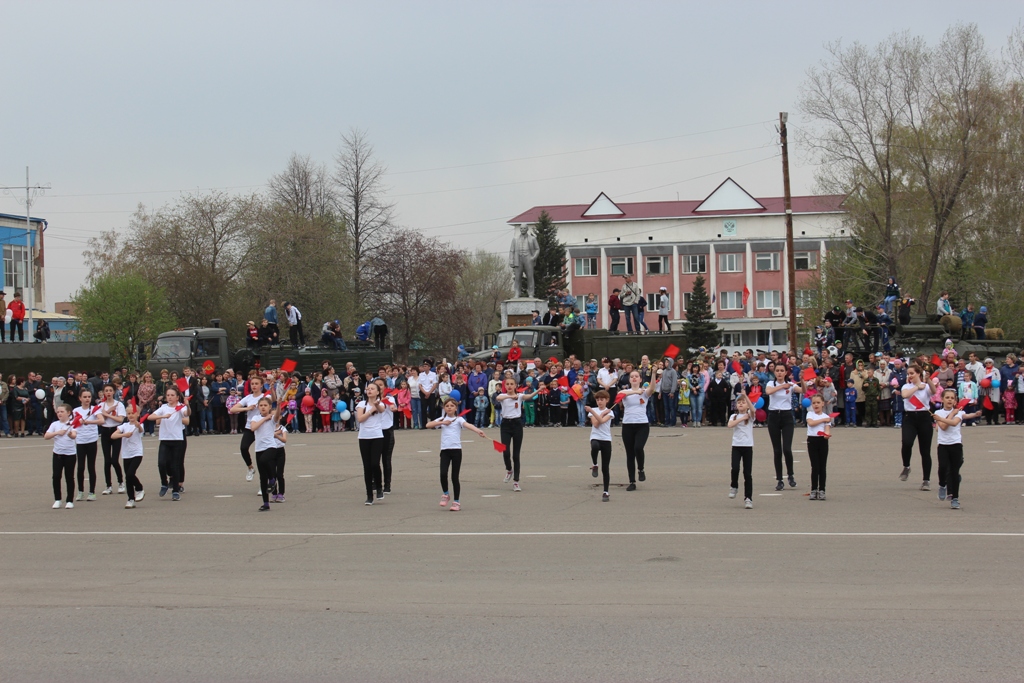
[744,498,753,509]
[102,487,113,495]
[246,467,255,482]
[52,500,62,509]
[125,500,135,509]
[65,502,74,509]
[513,482,522,492]
[75,491,84,501]
[117,483,126,494]
[728,487,737,499]
[136,489,145,502]
[503,470,513,483]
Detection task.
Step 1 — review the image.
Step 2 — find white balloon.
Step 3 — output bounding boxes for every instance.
[339,410,351,421]
[35,389,46,400]
[4,310,11,324]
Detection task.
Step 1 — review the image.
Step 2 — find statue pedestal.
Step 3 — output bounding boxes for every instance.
[501,297,547,328]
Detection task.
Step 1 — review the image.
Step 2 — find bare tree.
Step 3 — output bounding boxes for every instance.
[268,153,336,221]
[457,250,514,345]
[333,129,395,300]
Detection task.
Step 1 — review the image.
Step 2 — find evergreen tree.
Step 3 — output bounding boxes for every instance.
[532,211,566,303]
[682,274,720,351]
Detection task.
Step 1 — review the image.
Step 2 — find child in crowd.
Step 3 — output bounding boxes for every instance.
[317,390,332,433]
[726,390,755,509]
[844,379,858,427]
[805,394,833,500]
[559,384,571,427]
[44,405,78,508]
[584,390,614,501]
[677,379,691,426]
[395,381,411,429]
[332,398,343,432]
[225,389,240,435]
[473,388,489,429]
[1003,384,1017,424]
[549,380,563,426]
[585,294,598,329]
[426,397,488,512]
[958,370,978,427]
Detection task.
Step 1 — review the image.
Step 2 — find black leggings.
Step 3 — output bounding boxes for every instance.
[239,428,254,468]
[590,439,612,492]
[901,411,933,481]
[382,427,395,487]
[807,436,829,492]
[52,453,75,502]
[99,425,123,487]
[440,448,463,500]
[157,440,185,493]
[75,441,98,493]
[256,448,279,505]
[937,443,963,498]
[359,437,384,497]
[767,410,795,480]
[500,418,524,481]
[123,456,144,501]
[730,446,753,500]
[621,422,649,483]
[274,449,286,495]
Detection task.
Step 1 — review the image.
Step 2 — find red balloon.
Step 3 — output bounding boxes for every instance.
[980,378,991,388]
[301,395,315,407]
[755,409,767,422]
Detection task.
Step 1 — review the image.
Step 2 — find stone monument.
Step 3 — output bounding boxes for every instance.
[502,226,546,327]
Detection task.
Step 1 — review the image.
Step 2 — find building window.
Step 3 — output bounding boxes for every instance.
[683,254,706,273]
[610,257,634,276]
[758,329,787,346]
[682,292,692,311]
[755,252,781,271]
[719,291,743,310]
[718,253,742,273]
[794,251,818,270]
[795,289,816,308]
[574,257,598,276]
[721,331,742,346]
[756,290,782,310]
[646,255,670,275]
[646,292,669,311]
[3,245,28,291]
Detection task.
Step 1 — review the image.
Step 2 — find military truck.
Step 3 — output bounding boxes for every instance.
[468,325,690,364]
[147,325,393,378]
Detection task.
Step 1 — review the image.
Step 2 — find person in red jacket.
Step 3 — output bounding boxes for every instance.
[8,292,26,343]
[507,340,522,364]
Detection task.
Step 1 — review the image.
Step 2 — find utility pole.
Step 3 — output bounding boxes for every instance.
[779,113,798,356]
[1,167,50,341]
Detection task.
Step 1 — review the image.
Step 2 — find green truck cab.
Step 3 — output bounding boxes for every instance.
[469,325,691,365]
[147,326,394,378]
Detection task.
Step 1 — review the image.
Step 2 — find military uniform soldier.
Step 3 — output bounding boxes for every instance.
[863,373,881,427]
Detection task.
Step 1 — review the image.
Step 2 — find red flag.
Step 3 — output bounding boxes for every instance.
[732,360,742,374]
[517,386,528,393]
[802,367,817,381]
[614,392,626,404]
[829,412,840,418]
[91,404,103,414]
[71,413,83,428]
[459,408,472,417]
[280,359,297,373]
[931,354,942,368]
[176,378,189,394]
[175,404,186,412]
[956,398,970,411]
[664,343,680,359]
[492,440,507,453]
[930,370,939,381]
[742,285,750,308]
[908,395,925,410]
[130,398,137,413]
[286,413,295,424]
[403,407,412,419]
[557,376,569,388]
[983,396,994,411]
[121,385,131,400]
[748,388,762,402]
[139,413,150,423]
[281,377,292,394]
[818,431,831,439]
[569,385,582,401]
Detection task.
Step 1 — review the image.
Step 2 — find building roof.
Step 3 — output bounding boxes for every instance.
[508,177,846,224]
[0,212,46,224]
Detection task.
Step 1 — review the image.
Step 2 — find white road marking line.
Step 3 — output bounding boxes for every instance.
[298,475,315,478]
[214,495,233,498]
[1004,474,1024,478]
[417,450,431,453]
[759,493,783,496]
[989,450,1005,453]
[3,530,1022,537]
[985,441,999,444]
[526,475,546,478]
[992,461,1008,463]
[567,465,582,468]
[481,494,501,498]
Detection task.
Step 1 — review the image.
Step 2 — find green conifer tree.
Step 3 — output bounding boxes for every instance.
[532,211,566,303]
[682,274,720,351]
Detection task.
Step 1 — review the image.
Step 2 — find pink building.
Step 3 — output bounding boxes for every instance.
[508,178,848,351]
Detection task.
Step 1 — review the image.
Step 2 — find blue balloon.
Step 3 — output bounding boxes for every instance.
[992,377,1001,388]
[449,389,461,402]
[336,401,347,412]
[801,397,812,408]
[754,397,764,410]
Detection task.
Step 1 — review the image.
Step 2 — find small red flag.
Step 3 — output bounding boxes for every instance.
[492,440,507,453]
[175,404,186,412]
[557,376,569,388]
[403,407,413,419]
[176,378,189,394]
[280,359,297,373]
[91,404,103,414]
[817,431,826,436]
[459,408,472,417]
[732,360,742,374]
[829,412,840,418]
[802,367,817,381]
[664,344,680,359]
[139,413,150,423]
[121,385,131,400]
[286,413,295,424]
[908,395,925,410]
[130,398,137,413]
[742,284,750,308]
[281,377,292,394]
[517,386,528,394]
[569,385,582,400]
[983,396,994,411]
[931,354,942,368]
[748,388,762,402]
[71,413,83,428]
[956,398,970,411]
[614,392,626,404]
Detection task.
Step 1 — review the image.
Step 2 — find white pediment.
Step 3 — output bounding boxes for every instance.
[693,178,765,212]
[582,192,625,217]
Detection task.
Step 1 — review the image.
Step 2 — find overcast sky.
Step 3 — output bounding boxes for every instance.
[2,0,1019,311]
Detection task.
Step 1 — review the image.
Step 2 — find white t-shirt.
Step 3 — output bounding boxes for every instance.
[418,371,437,395]
[499,395,522,419]
[731,413,753,446]
[47,420,77,456]
[72,406,100,444]
[621,391,650,424]
[597,368,618,389]
[766,381,793,411]
[152,403,186,441]
[118,423,143,459]
[273,430,287,449]
[99,399,127,428]
[806,410,831,437]
[935,408,963,445]
[901,383,932,412]
[379,395,396,430]
[408,376,420,399]
[438,416,466,450]
[589,407,612,442]
[253,415,278,451]
[237,393,262,430]
[356,401,385,439]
